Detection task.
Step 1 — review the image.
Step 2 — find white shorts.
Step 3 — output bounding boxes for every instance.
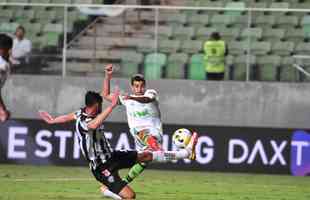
[130,127,163,151]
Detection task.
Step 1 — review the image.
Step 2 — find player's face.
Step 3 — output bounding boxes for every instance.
[89,103,102,116]
[131,81,145,96]
[15,29,24,39]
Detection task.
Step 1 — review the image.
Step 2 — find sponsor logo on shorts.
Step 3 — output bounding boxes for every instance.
[102,169,111,177]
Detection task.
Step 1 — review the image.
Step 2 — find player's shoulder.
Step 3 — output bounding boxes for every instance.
[145,89,158,95]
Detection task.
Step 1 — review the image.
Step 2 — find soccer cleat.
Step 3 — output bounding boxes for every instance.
[186,132,198,160]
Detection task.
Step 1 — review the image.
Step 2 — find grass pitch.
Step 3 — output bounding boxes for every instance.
[0,164,309,200]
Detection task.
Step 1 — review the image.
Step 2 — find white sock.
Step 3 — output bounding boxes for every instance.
[152,149,189,162]
[102,189,122,200]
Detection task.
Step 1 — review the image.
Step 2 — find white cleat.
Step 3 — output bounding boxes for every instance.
[186,132,198,160]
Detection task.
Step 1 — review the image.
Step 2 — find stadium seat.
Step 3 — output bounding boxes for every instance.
[32,35,47,50]
[43,23,63,47]
[210,14,233,28]
[0,9,14,20]
[301,16,310,38]
[263,28,285,42]
[249,2,268,9]
[0,22,19,33]
[224,2,246,16]
[199,1,224,16]
[73,0,93,4]
[187,14,209,28]
[240,28,263,41]
[180,40,203,54]
[35,10,57,23]
[11,0,28,3]
[233,55,256,81]
[257,55,281,81]
[269,2,290,16]
[255,15,276,29]
[120,51,143,77]
[285,28,305,43]
[30,0,50,3]
[157,26,173,39]
[14,9,35,23]
[231,15,250,29]
[159,39,180,53]
[166,53,188,79]
[144,53,167,80]
[188,54,205,80]
[271,41,295,56]
[250,41,271,55]
[228,41,247,55]
[173,26,195,40]
[280,56,298,82]
[196,27,217,41]
[275,15,299,29]
[159,12,187,26]
[137,39,156,53]
[295,42,310,55]
[52,0,72,3]
[218,27,240,41]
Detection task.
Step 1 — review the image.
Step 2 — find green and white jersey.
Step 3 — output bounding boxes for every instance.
[119,89,162,132]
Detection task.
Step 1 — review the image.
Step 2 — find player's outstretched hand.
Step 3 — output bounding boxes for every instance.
[38,110,54,124]
[111,87,120,108]
[105,64,113,79]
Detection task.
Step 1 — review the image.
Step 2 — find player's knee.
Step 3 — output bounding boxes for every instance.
[122,190,136,199]
[137,151,152,162]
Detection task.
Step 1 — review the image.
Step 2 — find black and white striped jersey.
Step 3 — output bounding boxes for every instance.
[74,108,113,169]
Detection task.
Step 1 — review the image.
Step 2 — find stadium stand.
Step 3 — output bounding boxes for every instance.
[2,0,310,82]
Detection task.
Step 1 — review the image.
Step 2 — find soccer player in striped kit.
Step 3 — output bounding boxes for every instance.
[39,89,197,199]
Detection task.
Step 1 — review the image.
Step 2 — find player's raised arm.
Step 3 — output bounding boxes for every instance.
[102,64,114,102]
[38,111,76,124]
[87,88,119,130]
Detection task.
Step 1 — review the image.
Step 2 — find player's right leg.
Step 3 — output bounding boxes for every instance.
[138,132,198,163]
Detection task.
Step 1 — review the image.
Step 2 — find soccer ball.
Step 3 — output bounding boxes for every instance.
[172,128,192,149]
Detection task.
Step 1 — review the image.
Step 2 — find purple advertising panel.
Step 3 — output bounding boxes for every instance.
[0,119,309,176]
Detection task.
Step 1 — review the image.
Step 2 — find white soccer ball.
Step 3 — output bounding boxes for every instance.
[172,128,192,149]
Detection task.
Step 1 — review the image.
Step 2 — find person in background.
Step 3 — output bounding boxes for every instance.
[10,26,32,67]
[204,32,228,81]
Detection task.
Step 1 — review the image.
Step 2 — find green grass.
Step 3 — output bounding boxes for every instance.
[0,164,309,200]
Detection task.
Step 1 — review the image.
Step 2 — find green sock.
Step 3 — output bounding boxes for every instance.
[124,163,147,183]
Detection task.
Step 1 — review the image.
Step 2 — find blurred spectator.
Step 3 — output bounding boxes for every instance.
[204,32,228,81]
[10,26,32,67]
[0,34,13,122]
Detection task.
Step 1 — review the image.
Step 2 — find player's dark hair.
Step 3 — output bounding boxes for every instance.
[85,91,102,107]
[131,74,145,85]
[0,34,13,49]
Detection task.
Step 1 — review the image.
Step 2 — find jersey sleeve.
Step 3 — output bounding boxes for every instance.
[144,89,158,100]
[74,110,81,120]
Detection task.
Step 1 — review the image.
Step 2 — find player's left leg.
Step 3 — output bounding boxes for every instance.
[123,162,147,183]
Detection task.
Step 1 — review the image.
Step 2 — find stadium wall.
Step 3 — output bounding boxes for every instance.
[3,75,310,129]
